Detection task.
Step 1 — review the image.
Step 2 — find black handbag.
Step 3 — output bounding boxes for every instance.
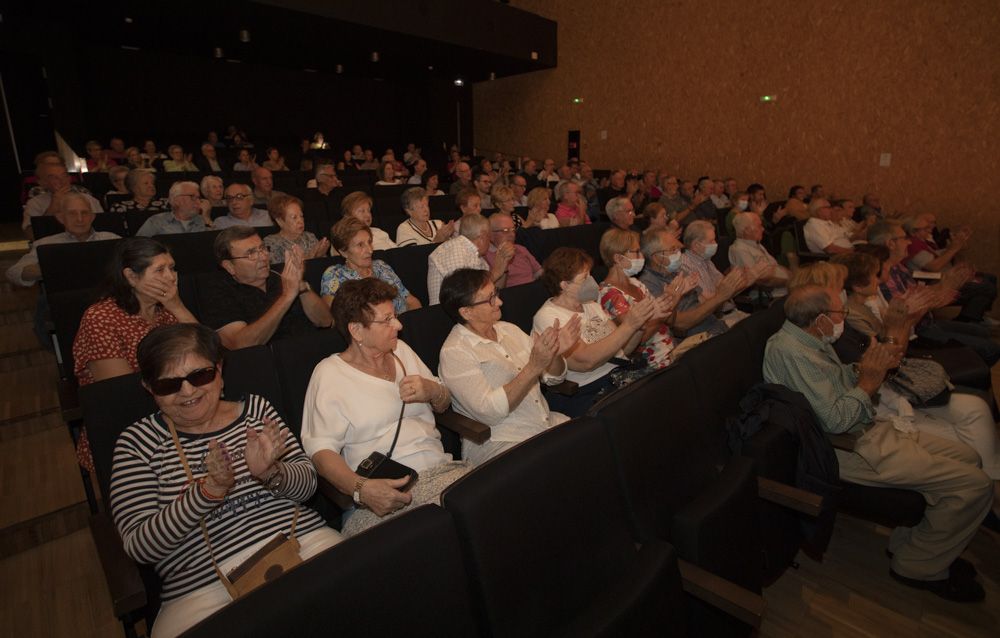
[355,353,419,490]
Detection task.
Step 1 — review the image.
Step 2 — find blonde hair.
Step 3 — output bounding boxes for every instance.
[599,228,639,268]
[788,261,848,291]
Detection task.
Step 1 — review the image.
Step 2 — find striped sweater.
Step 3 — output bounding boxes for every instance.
[110,394,326,600]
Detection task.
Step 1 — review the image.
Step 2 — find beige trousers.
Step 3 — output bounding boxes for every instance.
[837,421,992,581]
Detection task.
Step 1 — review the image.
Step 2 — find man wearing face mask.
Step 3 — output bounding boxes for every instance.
[640,227,741,338]
[677,221,758,330]
[729,212,790,297]
[764,285,992,602]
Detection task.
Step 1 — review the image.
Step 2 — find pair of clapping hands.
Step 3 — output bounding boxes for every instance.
[201,419,287,498]
[528,315,583,370]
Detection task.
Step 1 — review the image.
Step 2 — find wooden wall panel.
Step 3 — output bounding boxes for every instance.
[474,0,1000,274]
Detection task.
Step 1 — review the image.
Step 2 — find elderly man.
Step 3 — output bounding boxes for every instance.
[859,193,883,221]
[426,214,513,305]
[803,198,853,254]
[764,285,991,601]
[472,168,494,209]
[729,212,790,296]
[449,161,473,195]
[215,183,274,229]
[302,162,343,223]
[597,169,627,210]
[658,175,688,219]
[536,158,560,188]
[688,177,719,225]
[869,221,1000,365]
[22,161,103,239]
[195,143,228,173]
[486,212,541,287]
[407,158,428,185]
[639,226,744,338]
[200,226,332,350]
[711,179,731,209]
[7,193,120,287]
[511,174,529,207]
[251,166,287,207]
[605,196,638,231]
[135,181,208,236]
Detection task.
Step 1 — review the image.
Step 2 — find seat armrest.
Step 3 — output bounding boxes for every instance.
[546,380,578,396]
[678,559,765,629]
[317,476,354,511]
[757,477,823,517]
[827,433,857,451]
[434,408,491,444]
[89,513,146,618]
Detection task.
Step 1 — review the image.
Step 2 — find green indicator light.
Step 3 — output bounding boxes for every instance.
[760,95,777,102]
[572,97,583,104]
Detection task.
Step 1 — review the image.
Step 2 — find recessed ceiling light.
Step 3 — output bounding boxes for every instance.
[213,47,224,59]
[336,64,344,74]
[124,17,134,24]
[454,78,464,87]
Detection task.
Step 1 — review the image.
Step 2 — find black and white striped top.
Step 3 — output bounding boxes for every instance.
[110,394,326,601]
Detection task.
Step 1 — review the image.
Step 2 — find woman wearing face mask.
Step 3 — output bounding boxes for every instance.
[598,229,680,369]
[532,247,657,416]
[723,191,751,236]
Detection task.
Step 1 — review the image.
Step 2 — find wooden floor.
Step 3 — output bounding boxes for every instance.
[0,225,997,636]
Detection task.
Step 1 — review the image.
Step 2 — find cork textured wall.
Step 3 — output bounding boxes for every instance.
[473,0,1000,273]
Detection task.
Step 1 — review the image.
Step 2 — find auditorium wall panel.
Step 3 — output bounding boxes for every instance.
[474,0,1000,275]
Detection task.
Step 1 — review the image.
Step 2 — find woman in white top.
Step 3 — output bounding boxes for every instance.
[300,278,470,536]
[438,268,580,465]
[395,187,455,247]
[374,161,402,186]
[532,247,655,416]
[422,171,446,197]
[340,191,396,251]
[522,187,559,230]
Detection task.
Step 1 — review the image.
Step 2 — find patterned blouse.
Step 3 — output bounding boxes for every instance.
[599,279,674,369]
[320,260,411,315]
[72,296,179,385]
[109,198,171,214]
[263,231,320,265]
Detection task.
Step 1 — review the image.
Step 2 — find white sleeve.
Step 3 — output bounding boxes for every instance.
[439,336,511,426]
[396,222,418,247]
[299,360,350,459]
[5,247,39,287]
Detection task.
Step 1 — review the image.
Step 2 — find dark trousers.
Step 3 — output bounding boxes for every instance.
[954,272,997,322]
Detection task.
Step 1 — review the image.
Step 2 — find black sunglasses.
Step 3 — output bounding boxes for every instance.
[149,366,217,396]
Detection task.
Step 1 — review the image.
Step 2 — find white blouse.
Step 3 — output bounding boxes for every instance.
[533,299,620,387]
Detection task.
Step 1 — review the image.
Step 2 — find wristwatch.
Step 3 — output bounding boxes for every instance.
[298,281,312,295]
[263,463,285,493]
[353,477,367,507]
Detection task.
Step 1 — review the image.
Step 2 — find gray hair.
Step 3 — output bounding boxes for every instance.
[682,220,714,246]
[400,187,427,212]
[732,212,758,237]
[168,181,199,205]
[125,168,155,193]
[640,227,671,259]
[867,220,901,246]
[200,174,223,196]
[784,285,833,328]
[314,161,336,180]
[108,165,130,182]
[554,179,575,201]
[59,192,95,214]
[900,215,931,235]
[605,196,630,221]
[458,213,489,240]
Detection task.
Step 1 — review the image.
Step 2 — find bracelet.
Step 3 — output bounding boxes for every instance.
[198,478,226,501]
[433,383,448,405]
[353,477,367,507]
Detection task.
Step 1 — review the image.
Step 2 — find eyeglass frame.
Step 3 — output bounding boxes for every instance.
[466,291,499,308]
[149,366,218,396]
[229,245,271,260]
[224,193,253,202]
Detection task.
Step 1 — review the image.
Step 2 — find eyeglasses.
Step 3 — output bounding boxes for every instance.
[491,227,516,234]
[467,292,499,307]
[224,193,252,202]
[176,193,200,200]
[149,366,217,396]
[369,314,399,325]
[230,245,270,260]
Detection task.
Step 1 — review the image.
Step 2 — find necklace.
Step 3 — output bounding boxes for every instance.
[344,350,396,382]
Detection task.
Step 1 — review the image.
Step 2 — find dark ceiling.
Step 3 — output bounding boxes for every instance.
[3,1,556,84]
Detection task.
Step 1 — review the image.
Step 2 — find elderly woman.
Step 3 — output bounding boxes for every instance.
[421,171,445,196]
[522,187,559,229]
[200,175,225,208]
[323,217,421,312]
[439,269,580,464]
[73,237,198,472]
[489,184,526,228]
[141,140,166,166]
[598,229,678,369]
[262,147,289,172]
[109,169,170,214]
[124,146,147,170]
[162,145,197,172]
[301,278,470,536]
[532,247,655,416]
[111,323,341,637]
[375,161,401,186]
[263,194,329,264]
[104,165,131,209]
[85,140,115,172]
[233,149,256,172]
[340,191,396,250]
[395,187,455,247]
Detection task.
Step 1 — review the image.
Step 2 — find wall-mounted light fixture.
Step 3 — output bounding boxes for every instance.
[239,29,251,43]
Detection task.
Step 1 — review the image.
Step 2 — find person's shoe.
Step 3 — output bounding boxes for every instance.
[885,550,977,577]
[890,569,985,602]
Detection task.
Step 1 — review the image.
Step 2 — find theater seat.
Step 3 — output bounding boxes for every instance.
[498,280,550,334]
[223,345,286,419]
[269,330,349,436]
[377,243,436,306]
[181,505,483,638]
[442,417,687,638]
[37,239,120,294]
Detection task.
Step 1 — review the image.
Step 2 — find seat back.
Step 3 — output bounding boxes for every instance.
[303,256,343,294]
[685,327,759,431]
[517,222,609,265]
[30,213,126,241]
[397,304,454,374]
[428,193,456,216]
[498,280,550,335]
[269,330,349,435]
[37,239,120,293]
[182,506,483,638]
[223,346,286,421]
[441,416,684,638]
[48,287,102,377]
[155,230,223,274]
[376,243,436,306]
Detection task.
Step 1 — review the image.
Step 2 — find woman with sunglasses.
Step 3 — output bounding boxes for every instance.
[111,323,342,638]
[438,268,581,465]
[73,237,198,473]
[301,278,469,536]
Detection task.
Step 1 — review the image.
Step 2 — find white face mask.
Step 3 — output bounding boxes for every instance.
[819,314,844,344]
[623,256,645,276]
[666,252,682,272]
[737,200,749,211]
[702,243,718,259]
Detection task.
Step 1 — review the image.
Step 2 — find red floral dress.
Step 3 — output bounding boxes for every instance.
[599,279,674,369]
